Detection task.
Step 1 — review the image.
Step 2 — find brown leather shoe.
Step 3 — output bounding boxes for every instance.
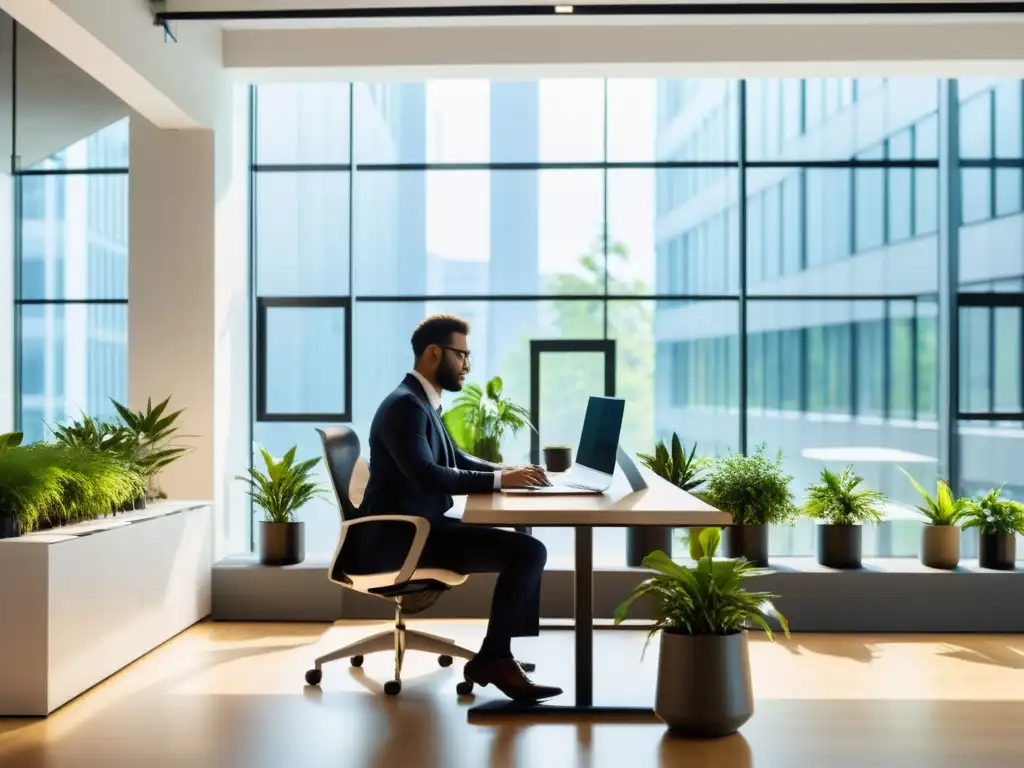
[464,657,562,703]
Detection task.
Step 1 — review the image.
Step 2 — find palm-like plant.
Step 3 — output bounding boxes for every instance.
[613,528,789,656]
[237,446,327,524]
[111,397,190,497]
[637,433,709,493]
[443,376,533,463]
[803,466,886,525]
[900,468,969,526]
[961,485,1024,536]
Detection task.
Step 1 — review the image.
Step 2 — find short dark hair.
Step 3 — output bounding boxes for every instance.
[411,314,470,358]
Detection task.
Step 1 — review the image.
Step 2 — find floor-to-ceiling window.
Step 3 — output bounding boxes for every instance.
[15,118,130,442]
[249,78,1024,566]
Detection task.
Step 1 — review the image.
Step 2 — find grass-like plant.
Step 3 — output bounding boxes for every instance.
[961,485,1024,536]
[803,466,886,525]
[900,468,969,526]
[613,528,789,656]
[237,445,327,524]
[443,376,533,463]
[0,444,69,532]
[702,445,797,526]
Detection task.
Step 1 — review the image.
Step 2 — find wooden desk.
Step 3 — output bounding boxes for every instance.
[461,466,730,718]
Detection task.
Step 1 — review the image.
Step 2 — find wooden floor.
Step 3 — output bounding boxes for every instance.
[3,622,1024,768]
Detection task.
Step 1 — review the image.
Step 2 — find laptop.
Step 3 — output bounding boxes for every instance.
[502,396,626,496]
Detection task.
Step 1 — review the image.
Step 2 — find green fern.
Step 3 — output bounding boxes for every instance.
[803,466,886,526]
[614,527,789,658]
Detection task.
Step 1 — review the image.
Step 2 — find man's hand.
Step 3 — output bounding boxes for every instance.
[500,466,548,489]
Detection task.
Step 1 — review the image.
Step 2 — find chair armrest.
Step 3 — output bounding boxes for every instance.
[341,515,431,586]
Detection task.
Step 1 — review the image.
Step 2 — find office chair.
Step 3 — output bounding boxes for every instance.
[304,426,479,697]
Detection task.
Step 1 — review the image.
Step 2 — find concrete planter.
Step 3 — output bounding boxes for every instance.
[655,630,754,738]
[920,525,960,570]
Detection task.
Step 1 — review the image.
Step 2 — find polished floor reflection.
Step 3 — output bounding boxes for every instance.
[2,621,1024,767]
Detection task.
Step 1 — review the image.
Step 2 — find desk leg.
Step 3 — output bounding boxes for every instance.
[574,525,594,707]
[467,525,655,721]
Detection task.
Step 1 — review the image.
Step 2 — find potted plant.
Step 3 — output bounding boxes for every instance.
[443,376,533,463]
[613,528,789,737]
[900,468,969,570]
[702,445,796,568]
[961,486,1024,570]
[637,434,712,564]
[237,445,326,566]
[50,416,139,512]
[803,466,886,569]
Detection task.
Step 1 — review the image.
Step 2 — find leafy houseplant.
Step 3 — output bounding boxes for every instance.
[638,434,713,562]
[110,396,189,503]
[702,445,797,567]
[237,445,327,566]
[961,486,1024,570]
[901,468,970,570]
[803,466,886,569]
[442,376,532,463]
[614,528,789,737]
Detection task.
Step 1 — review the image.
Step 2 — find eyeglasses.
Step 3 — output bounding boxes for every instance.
[439,345,471,367]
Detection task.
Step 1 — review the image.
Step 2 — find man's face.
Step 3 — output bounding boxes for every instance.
[434,332,471,393]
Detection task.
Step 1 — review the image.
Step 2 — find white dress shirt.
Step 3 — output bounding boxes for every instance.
[409,370,502,490]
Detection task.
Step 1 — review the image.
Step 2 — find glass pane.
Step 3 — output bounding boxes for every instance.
[611,167,738,297]
[353,80,604,165]
[26,117,129,171]
[255,83,351,166]
[750,298,940,557]
[263,305,348,416]
[254,172,350,297]
[613,78,738,162]
[745,78,938,162]
[352,169,604,296]
[19,172,129,301]
[18,303,127,444]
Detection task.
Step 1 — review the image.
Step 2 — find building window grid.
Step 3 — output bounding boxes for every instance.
[243,79,1024,559]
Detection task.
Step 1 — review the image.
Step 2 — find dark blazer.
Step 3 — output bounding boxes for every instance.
[344,374,498,573]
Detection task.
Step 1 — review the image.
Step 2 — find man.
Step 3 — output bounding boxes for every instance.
[357,314,563,703]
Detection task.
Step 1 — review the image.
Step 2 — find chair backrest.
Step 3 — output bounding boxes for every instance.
[316,427,361,523]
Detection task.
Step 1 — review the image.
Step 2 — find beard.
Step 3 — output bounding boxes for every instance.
[435,356,464,393]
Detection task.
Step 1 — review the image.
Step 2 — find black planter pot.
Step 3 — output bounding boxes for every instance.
[259,521,306,566]
[628,527,673,566]
[543,446,573,473]
[133,495,147,510]
[0,515,22,540]
[979,531,1016,570]
[818,524,863,569]
[725,525,769,567]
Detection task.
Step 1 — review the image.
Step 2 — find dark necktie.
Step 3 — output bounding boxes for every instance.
[434,404,455,466]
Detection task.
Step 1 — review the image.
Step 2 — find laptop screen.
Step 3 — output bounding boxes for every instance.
[574,396,625,476]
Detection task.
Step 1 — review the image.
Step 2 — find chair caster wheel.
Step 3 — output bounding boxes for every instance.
[456,681,474,696]
[350,655,364,668]
[520,661,536,673]
[438,655,453,668]
[304,668,322,686]
[384,680,402,696]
